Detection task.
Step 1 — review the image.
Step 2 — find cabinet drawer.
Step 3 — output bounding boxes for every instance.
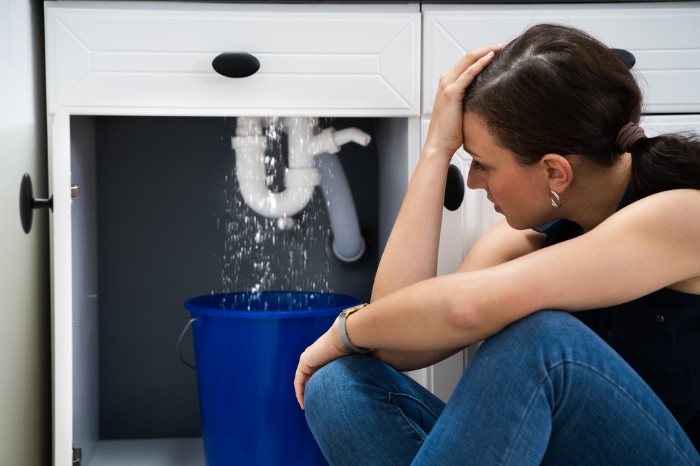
[45,2,420,117]
[423,3,700,116]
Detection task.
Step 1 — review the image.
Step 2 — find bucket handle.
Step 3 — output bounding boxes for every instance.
[177,318,197,369]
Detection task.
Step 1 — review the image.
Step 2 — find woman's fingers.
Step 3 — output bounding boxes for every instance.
[438,44,504,90]
[294,358,310,409]
[425,45,503,157]
[454,47,501,88]
[295,349,319,410]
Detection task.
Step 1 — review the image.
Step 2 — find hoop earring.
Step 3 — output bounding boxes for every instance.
[549,190,561,208]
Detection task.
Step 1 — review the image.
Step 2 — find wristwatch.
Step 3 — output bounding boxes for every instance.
[338,303,372,354]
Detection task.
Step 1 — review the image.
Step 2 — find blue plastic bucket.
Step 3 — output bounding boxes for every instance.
[184,291,361,466]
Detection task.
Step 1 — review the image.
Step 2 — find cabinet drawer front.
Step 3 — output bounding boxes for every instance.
[423,3,700,116]
[45,3,420,116]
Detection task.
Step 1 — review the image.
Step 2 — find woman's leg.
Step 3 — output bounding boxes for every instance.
[304,355,445,466]
[412,310,700,465]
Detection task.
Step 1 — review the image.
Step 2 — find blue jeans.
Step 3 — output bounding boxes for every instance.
[304,310,700,465]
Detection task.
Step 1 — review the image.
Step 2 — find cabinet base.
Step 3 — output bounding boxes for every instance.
[89,438,204,466]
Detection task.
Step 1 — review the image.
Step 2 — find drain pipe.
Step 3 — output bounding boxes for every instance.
[233,117,319,218]
[232,117,371,261]
[316,152,366,262]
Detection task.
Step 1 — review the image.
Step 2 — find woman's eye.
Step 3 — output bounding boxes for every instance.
[471,160,487,172]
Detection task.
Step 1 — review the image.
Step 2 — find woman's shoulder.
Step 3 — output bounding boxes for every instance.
[617,188,700,226]
[598,188,700,294]
[630,187,700,203]
[594,188,700,249]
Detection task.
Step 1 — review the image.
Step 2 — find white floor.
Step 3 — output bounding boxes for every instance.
[89,438,205,466]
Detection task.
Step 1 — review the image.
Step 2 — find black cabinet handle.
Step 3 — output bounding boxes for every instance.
[212,52,260,78]
[611,48,636,69]
[444,164,465,211]
[19,173,52,234]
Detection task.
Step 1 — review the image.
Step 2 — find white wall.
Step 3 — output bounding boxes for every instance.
[0,0,50,464]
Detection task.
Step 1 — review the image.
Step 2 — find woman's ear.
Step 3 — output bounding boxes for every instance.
[540,153,574,192]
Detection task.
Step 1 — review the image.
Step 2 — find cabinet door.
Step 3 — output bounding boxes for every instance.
[45,2,420,117]
[0,0,50,464]
[48,113,78,466]
[423,3,700,117]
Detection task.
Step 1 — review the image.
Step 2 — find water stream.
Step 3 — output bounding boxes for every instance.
[218,117,333,297]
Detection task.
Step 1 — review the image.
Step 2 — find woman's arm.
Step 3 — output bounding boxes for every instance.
[365,46,504,370]
[350,189,700,352]
[371,45,503,301]
[295,189,700,407]
[371,221,545,370]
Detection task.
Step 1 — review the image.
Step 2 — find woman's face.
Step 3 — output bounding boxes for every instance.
[463,112,550,230]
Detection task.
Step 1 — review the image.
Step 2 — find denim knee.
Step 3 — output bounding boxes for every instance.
[304,356,371,424]
[304,357,349,415]
[475,310,593,369]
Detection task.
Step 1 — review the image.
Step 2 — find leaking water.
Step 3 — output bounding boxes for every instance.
[218,117,334,305]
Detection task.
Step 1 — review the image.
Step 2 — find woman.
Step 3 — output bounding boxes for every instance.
[295,24,700,465]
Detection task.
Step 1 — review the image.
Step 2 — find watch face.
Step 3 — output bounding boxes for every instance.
[343,304,366,316]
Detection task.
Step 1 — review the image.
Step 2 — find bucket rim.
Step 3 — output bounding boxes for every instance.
[183,291,362,319]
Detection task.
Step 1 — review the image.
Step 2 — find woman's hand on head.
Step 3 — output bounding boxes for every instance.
[423,45,503,159]
[294,319,351,410]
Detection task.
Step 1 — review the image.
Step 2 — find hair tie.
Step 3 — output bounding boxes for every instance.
[615,122,646,153]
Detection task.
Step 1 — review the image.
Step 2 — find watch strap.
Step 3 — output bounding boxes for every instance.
[338,304,372,354]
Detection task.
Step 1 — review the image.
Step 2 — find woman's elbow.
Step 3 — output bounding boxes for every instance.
[444,289,480,334]
[442,275,502,344]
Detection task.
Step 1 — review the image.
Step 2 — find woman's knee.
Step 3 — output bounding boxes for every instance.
[306,357,351,405]
[475,310,595,367]
[305,356,376,416]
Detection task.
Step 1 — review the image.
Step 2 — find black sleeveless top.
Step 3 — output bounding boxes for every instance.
[534,194,700,451]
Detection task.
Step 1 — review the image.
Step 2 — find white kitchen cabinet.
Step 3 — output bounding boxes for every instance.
[421,0,700,270]
[45,1,420,117]
[422,2,700,117]
[46,1,700,463]
[419,1,700,401]
[45,2,420,465]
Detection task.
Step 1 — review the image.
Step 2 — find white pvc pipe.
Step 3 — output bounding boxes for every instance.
[332,127,372,148]
[232,116,372,249]
[232,116,318,218]
[233,135,316,218]
[316,152,366,262]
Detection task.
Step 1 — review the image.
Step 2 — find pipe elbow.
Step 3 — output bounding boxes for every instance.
[332,128,372,148]
[240,185,315,218]
[311,127,372,155]
[331,236,366,263]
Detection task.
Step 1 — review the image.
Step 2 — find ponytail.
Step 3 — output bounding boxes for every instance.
[629,133,700,199]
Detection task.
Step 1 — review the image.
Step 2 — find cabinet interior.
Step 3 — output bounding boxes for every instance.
[68,115,409,464]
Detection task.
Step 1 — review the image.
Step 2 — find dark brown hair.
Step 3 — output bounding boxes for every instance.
[463,23,700,199]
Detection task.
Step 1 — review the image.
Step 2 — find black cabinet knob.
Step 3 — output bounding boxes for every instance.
[444,164,465,211]
[19,173,52,234]
[611,48,636,69]
[212,52,260,78]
